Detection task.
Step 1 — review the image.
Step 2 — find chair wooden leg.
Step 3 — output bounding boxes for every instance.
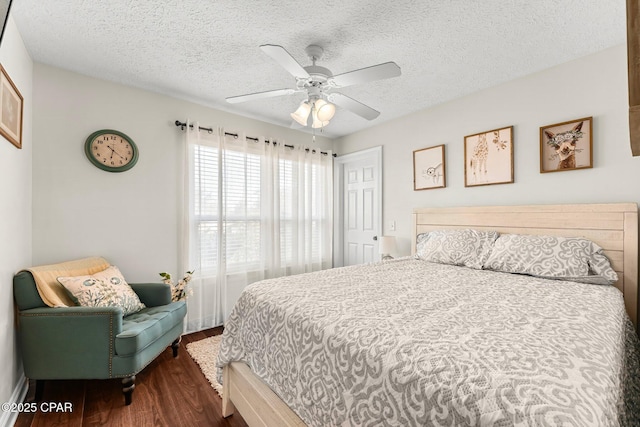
[122,375,135,406]
[29,379,44,402]
[171,336,181,357]
[34,379,44,402]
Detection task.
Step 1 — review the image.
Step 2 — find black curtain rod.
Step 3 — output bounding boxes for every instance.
[175,120,336,157]
[175,120,215,133]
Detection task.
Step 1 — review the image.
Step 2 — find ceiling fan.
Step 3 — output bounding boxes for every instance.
[226,44,401,128]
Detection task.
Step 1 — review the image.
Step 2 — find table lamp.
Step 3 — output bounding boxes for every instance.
[379,236,397,260]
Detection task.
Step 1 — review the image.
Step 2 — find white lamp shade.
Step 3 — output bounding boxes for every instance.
[291,101,311,126]
[378,236,397,255]
[311,107,329,128]
[315,99,336,121]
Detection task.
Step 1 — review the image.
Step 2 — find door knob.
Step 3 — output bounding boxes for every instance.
[373,236,378,241]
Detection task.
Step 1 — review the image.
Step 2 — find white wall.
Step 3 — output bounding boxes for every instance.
[336,44,640,255]
[0,17,32,423]
[32,64,333,282]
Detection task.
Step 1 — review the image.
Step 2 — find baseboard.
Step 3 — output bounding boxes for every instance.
[0,374,28,427]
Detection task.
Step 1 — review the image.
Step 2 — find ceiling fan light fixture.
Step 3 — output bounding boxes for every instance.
[315,98,336,121]
[311,107,330,128]
[291,101,312,126]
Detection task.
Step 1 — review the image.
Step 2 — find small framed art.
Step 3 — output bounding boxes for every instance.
[413,144,445,190]
[0,64,23,149]
[464,126,513,187]
[540,117,592,173]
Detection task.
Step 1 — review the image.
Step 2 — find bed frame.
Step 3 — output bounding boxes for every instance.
[222,202,639,427]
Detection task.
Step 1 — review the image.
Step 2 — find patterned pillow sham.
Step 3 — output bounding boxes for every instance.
[57,265,146,316]
[484,234,618,285]
[416,232,429,245]
[415,229,499,269]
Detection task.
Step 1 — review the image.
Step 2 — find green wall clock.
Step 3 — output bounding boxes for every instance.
[84,129,139,172]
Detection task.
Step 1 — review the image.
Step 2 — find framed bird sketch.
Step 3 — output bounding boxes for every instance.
[413,144,445,190]
[464,126,513,187]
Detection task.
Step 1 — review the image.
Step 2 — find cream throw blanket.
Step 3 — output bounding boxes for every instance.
[21,257,110,307]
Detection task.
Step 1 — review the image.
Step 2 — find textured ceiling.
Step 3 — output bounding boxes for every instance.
[12,0,626,139]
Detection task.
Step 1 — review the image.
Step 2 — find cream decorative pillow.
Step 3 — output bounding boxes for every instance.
[57,265,146,316]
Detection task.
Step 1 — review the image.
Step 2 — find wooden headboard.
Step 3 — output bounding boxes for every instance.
[411,203,639,329]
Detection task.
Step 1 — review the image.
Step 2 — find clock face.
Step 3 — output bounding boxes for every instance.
[85,130,138,172]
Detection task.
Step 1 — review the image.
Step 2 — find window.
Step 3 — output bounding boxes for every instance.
[278,158,329,266]
[192,139,332,277]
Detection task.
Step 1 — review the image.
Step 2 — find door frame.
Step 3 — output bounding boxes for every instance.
[333,146,383,267]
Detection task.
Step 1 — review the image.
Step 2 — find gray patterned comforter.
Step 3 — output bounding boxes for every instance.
[217,258,640,426]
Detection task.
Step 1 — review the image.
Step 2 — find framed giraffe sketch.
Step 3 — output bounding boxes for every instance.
[413,144,446,190]
[540,117,592,173]
[464,126,513,187]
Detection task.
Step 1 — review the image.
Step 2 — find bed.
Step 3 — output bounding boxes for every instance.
[217,203,640,426]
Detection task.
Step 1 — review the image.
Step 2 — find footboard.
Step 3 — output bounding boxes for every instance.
[222,362,305,427]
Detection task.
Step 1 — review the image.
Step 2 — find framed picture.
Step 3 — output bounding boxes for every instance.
[464,126,513,187]
[540,117,592,173]
[413,144,446,190]
[0,64,23,149]
[0,1,13,46]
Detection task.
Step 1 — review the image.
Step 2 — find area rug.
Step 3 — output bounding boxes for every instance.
[186,334,224,397]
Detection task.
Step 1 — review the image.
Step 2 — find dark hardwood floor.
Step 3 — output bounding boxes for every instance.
[14,327,248,427]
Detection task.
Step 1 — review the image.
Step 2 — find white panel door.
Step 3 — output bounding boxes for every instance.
[334,147,382,267]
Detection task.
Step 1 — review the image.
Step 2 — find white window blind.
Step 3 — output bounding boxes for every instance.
[194,145,264,275]
[183,125,333,331]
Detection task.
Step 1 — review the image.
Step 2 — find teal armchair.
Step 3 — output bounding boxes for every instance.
[13,271,187,405]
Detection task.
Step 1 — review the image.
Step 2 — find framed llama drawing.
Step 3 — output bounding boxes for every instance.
[540,117,592,173]
[414,144,445,190]
[464,126,513,187]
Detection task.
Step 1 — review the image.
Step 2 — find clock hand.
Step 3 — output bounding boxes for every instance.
[105,145,115,159]
[111,148,125,159]
[106,144,126,159]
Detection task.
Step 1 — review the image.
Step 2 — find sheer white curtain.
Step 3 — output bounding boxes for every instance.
[181,121,333,332]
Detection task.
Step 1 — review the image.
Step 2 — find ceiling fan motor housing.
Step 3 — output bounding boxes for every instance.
[304,65,333,79]
[298,65,333,96]
[300,44,333,90]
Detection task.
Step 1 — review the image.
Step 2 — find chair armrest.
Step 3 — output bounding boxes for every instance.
[18,306,123,379]
[129,282,172,307]
[19,306,123,338]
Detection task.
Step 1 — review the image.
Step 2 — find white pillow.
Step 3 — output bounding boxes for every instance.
[57,265,146,316]
[416,229,499,269]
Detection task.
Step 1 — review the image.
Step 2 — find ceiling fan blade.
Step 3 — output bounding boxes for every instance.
[260,44,310,79]
[328,93,380,120]
[329,62,401,88]
[226,88,295,104]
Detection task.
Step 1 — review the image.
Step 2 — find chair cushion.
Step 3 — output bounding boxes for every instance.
[115,301,186,357]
